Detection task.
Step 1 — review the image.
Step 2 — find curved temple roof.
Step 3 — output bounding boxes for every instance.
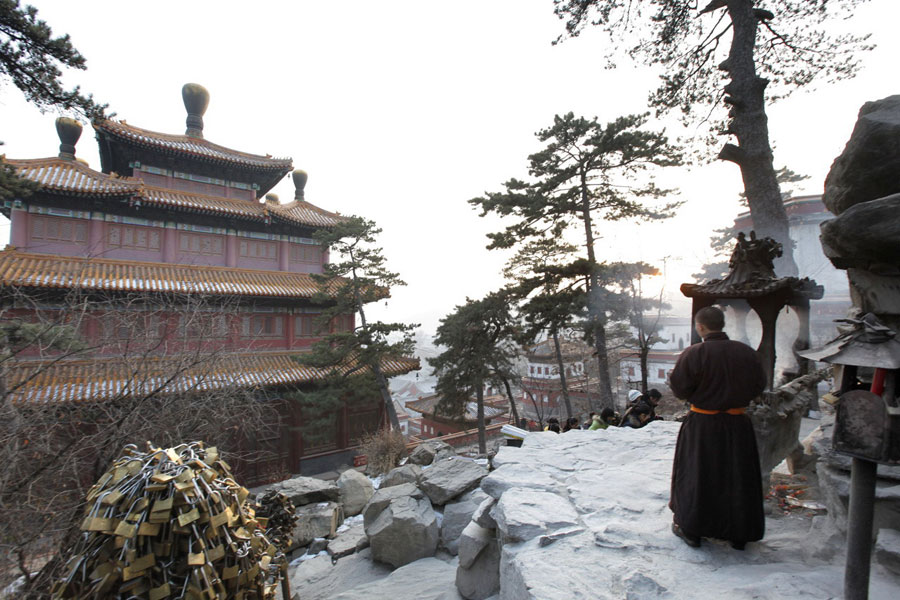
[0,250,327,298]
[5,157,346,228]
[94,119,293,172]
[5,351,420,405]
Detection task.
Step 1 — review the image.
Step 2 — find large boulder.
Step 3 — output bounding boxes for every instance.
[362,482,425,527]
[408,440,456,466]
[330,557,464,600]
[381,463,422,488]
[491,487,579,543]
[455,527,501,600]
[823,94,900,215]
[441,488,489,554]
[327,520,369,560]
[419,457,489,506]
[338,469,375,517]
[365,494,439,567]
[481,464,561,499]
[292,501,343,548]
[289,548,391,600]
[268,475,339,506]
[820,193,900,271]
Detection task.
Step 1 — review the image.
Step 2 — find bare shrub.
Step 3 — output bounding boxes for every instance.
[357,429,406,476]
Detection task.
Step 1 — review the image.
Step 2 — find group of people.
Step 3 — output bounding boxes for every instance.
[531,306,769,551]
[540,387,664,434]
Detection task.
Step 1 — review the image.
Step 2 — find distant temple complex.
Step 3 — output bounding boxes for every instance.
[1,84,416,483]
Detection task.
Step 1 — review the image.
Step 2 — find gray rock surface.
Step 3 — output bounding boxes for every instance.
[491,487,579,543]
[362,482,424,528]
[456,532,500,600]
[823,95,900,216]
[472,497,497,530]
[329,557,464,600]
[419,457,489,505]
[366,494,439,567]
[458,521,493,570]
[409,440,456,466]
[481,464,561,499]
[327,520,368,559]
[875,528,900,576]
[292,501,342,548]
[441,489,489,554]
[381,463,422,488]
[268,475,339,506]
[820,194,900,270]
[288,549,390,600]
[478,423,899,599]
[338,469,375,516]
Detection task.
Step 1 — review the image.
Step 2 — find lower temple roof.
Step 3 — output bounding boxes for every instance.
[5,350,419,405]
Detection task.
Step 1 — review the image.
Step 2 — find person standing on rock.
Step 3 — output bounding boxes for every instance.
[668,306,767,550]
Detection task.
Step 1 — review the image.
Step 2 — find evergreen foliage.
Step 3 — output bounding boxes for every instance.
[292,216,416,437]
[431,291,520,454]
[471,112,681,408]
[552,0,872,275]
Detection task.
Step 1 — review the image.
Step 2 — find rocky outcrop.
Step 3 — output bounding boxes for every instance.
[491,487,579,543]
[823,95,900,216]
[409,440,456,466]
[289,549,391,600]
[362,482,424,527]
[327,520,369,559]
[365,494,439,568]
[330,557,463,600]
[267,475,339,506]
[338,469,375,517]
[381,463,422,488]
[455,522,500,600]
[441,489,489,554]
[292,501,343,548]
[418,457,489,506]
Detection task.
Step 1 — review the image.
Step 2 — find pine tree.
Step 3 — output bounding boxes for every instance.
[293,216,416,434]
[471,112,681,409]
[553,0,872,275]
[431,292,519,454]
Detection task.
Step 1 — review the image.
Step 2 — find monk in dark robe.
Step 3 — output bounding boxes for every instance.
[668,306,767,550]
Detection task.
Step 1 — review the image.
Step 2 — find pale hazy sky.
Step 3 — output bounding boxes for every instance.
[1,0,898,334]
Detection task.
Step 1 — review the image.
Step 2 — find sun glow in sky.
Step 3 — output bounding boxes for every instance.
[1,0,898,334]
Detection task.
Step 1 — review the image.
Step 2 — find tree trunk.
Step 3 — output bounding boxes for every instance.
[580,169,615,408]
[374,363,401,430]
[552,331,574,419]
[720,0,797,276]
[501,376,520,425]
[475,384,486,455]
[357,298,400,431]
[639,341,649,394]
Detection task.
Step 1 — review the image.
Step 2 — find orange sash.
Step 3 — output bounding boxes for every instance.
[690,404,746,415]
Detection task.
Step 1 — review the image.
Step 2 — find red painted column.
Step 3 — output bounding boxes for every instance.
[225,231,237,267]
[279,240,289,271]
[9,207,27,249]
[164,225,177,263]
[286,313,295,349]
[89,217,104,257]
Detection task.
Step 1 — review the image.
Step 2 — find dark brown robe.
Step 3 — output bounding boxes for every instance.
[668,331,767,543]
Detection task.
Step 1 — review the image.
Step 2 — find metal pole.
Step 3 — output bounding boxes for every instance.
[844,457,878,600]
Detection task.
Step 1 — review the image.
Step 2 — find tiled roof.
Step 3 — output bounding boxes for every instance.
[94,120,293,171]
[5,351,420,405]
[270,199,345,228]
[406,393,508,423]
[680,277,824,300]
[5,157,140,197]
[0,250,323,298]
[7,158,344,228]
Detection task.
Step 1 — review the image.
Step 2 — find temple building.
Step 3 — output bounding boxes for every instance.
[0,84,416,483]
[519,338,600,422]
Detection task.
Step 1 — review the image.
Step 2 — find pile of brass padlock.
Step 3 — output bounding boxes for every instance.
[255,490,297,552]
[52,441,286,599]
